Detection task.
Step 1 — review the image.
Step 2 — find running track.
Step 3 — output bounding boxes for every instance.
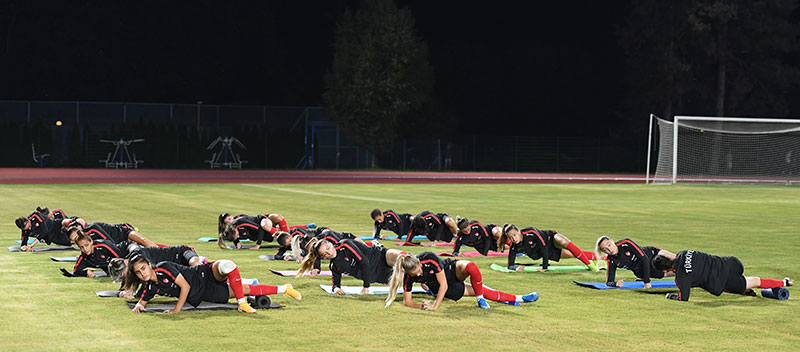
[0,168,646,184]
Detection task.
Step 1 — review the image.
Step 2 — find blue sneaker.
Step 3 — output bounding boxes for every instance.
[522,292,539,302]
[477,297,491,309]
[307,223,317,229]
[500,301,520,306]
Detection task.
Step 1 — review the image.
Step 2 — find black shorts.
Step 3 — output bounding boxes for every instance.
[374,247,392,284]
[192,264,230,306]
[546,244,563,262]
[179,245,198,265]
[722,257,746,294]
[425,260,465,301]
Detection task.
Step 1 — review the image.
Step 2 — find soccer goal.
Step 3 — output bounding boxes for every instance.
[647,114,800,184]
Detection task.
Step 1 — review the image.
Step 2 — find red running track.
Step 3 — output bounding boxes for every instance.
[0,168,646,184]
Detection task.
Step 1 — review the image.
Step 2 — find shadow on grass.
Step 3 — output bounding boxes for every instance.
[691,295,784,308]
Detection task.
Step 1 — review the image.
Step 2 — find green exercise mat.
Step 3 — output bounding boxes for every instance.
[490,263,588,273]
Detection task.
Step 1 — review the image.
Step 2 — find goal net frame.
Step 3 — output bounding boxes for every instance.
[646,114,800,184]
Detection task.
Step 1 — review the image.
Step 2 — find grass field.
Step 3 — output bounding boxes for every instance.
[1,183,799,351]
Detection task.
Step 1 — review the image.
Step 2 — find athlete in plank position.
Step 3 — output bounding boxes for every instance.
[451,217,501,256]
[406,210,458,246]
[69,231,140,277]
[35,206,68,221]
[15,211,85,250]
[595,236,675,288]
[371,208,412,240]
[217,212,313,250]
[289,227,373,274]
[68,221,158,247]
[297,238,404,294]
[109,244,208,298]
[125,254,301,314]
[385,252,539,310]
[652,250,793,301]
[499,224,599,272]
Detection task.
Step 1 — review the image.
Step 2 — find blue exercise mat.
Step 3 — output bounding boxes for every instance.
[16,239,38,245]
[198,237,250,242]
[573,279,677,289]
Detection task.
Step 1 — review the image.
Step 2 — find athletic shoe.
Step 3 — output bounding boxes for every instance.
[744,289,757,296]
[477,297,491,309]
[307,223,317,229]
[371,239,384,248]
[238,301,256,314]
[284,284,302,301]
[501,301,520,306]
[785,277,794,287]
[522,292,539,302]
[586,261,600,272]
[596,260,608,270]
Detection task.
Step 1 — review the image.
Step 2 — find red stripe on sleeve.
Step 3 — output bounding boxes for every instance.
[617,240,645,256]
[95,243,120,258]
[423,214,442,225]
[85,229,107,239]
[335,243,362,261]
[74,255,85,271]
[523,229,546,246]
[154,268,177,281]
[419,259,442,272]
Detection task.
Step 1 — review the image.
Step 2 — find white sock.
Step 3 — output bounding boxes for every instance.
[277,285,287,294]
[237,297,246,304]
[476,294,484,300]
[515,295,523,302]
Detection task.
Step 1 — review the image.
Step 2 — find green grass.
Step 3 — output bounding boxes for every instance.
[1,183,799,351]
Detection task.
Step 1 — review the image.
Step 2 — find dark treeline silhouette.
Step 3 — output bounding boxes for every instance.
[1,1,799,171]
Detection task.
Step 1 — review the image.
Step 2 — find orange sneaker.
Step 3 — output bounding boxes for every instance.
[284,284,302,301]
[238,301,256,313]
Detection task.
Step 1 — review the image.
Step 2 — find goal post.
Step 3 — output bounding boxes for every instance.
[647,114,800,184]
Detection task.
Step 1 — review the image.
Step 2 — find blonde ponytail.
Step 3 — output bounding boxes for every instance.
[384,254,419,308]
[595,235,611,260]
[297,238,322,277]
[291,234,305,263]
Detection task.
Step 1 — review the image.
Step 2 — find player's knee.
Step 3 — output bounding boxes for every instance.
[217,259,237,274]
[188,256,202,266]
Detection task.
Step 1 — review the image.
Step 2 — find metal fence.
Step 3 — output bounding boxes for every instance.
[0,100,644,172]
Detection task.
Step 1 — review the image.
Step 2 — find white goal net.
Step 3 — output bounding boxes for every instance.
[648,115,800,184]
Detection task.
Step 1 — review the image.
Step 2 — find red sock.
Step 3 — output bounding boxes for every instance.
[226,267,245,300]
[759,278,784,289]
[566,242,591,265]
[289,224,308,229]
[483,287,516,302]
[156,243,168,248]
[465,262,484,296]
[278,219,289,232]
[583,250,597,261]
[248,284,279,295]
[269,227,278,235]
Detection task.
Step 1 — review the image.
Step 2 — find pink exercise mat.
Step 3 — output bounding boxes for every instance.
[437,251,508,257]
[393,242,454,247]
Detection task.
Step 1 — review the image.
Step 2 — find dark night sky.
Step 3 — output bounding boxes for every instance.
[1,1,640,136]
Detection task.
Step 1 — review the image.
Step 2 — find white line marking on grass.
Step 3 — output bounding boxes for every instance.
[243,184,407,203]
